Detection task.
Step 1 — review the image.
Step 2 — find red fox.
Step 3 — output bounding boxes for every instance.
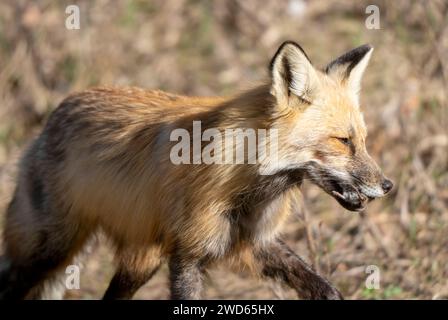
[0,41,392,299]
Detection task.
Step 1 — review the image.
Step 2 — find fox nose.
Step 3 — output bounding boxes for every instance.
[381,179,393,194]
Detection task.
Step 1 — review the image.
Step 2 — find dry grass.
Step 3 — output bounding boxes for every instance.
[0,0,447,299]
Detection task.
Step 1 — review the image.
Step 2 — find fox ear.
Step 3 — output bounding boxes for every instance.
[269,41,319,106]
[325,44,373,105]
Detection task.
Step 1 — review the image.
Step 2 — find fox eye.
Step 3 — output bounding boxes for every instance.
[336,137,351,146]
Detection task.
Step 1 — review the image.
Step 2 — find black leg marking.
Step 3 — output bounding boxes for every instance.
[103,266,161,300]
[255,239,343,300]
[169,253,207,300]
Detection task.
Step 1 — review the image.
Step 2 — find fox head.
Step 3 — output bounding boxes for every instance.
[266,41,393,211]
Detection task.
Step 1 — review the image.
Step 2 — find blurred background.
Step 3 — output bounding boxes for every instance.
[0,0,447,299]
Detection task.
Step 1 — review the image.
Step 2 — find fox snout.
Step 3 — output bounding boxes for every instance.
[351,155,393,200]
[305,159,393,212]
[334,172,393,212]
[355,174,393,198]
